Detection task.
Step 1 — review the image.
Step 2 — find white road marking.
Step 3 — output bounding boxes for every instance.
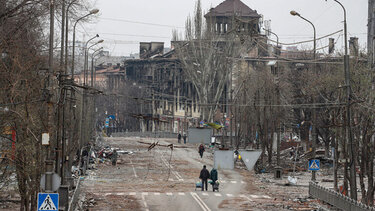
[214,193,222,197]
[221,180,227,183]
[263,195,271,199]
[141,194,149,211]
[104,193,111,196]
[240,194,253,202]
[142,192,149,196]
[160,154,184,181]
[129,192,136,196]
[241,181,245,184]
[116,193,125,196]
[129,160,138,178]
[202,193,208,196]
[178,192,185,196]
[249,195,260,199]
[190,192,211,211]
[226,194,234,197]
[166,192,173,196]
[230,181,237,184]
[154,193,160,196]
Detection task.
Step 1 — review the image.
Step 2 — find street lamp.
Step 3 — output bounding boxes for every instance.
[290,10,317,181]
[84,34,99,85]
[91,47,103,87]
[86,39,104,85]
[290,11,316,60]
[263,28,279,48]
[71,8,99,78]
[324,0,356,200]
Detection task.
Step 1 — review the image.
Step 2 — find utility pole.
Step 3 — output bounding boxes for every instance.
[368,0,375,68]
[44,0,55,193]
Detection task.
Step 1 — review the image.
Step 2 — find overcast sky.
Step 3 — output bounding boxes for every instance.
[80,0,368,56]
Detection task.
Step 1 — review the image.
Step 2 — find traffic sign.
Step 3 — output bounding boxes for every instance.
[108,115,116,120]
[308,159,320,171]
[37,193,58,211]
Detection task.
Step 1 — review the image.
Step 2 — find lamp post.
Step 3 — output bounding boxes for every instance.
[263,28,279,48]
[290,10,317,181]
[325,0,356,200]
[80,39,103,150]
[91,47,103,87]
[71,9,99,78]
[86,39,103,85]
[64,0,78,73]
[83,34,99,85]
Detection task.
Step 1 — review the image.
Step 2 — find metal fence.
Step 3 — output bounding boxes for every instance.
[309,182,375,211]
[68,179,82,211]
[112,131,176,139]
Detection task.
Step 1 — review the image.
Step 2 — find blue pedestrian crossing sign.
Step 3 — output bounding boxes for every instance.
[308,159,320,171]
[37,193,58,211]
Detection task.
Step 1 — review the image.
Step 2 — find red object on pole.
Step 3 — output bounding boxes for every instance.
[11,130,16,160]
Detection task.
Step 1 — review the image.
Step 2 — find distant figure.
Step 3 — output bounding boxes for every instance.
[112,150,118,166]
[178,133,182,143]
[199,165,210,191]
[198,144,205,158]
[183,134,187,144]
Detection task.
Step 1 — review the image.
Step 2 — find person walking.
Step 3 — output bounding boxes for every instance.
[210,168,218,191]
[111,150,118,166]
[199,165,210,191]
[183,133,187,144]
[198,144,205,158]
[178,133,182,143]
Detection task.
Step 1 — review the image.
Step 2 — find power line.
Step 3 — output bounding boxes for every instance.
[100,17,184,29]
[95,32,170,39]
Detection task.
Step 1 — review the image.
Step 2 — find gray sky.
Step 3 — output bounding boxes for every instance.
[80,0,368,56]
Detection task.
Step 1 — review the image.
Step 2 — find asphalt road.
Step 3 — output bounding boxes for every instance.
[80,136,271,211]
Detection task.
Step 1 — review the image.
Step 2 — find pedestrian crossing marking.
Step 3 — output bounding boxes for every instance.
[94,191,271,199]
[39,194,57,210]
[221,180,227,183]
[241,181,245,184]
[231,181,237,183]
[240,194,253,202]
[179,179,184,181]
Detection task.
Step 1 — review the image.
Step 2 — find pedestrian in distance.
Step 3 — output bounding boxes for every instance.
[199,165,210,191]
[111,150,118,166]
[178,133,182,143]
[198,144,205,158]
[183,133,187,144]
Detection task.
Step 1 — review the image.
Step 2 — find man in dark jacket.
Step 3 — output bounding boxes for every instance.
[178,133,182,143]
[199,165,210,191]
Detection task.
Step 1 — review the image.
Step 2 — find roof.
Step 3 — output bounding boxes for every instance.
[205,0,260,18]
